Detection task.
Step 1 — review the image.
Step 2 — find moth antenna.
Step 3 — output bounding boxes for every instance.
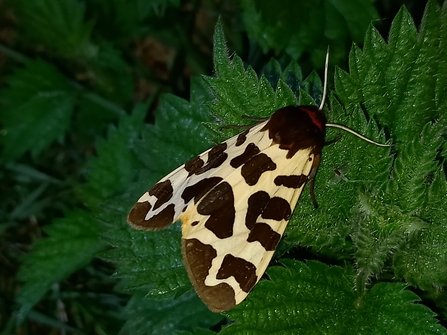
[326,123,392,147]
[319,46,330,111]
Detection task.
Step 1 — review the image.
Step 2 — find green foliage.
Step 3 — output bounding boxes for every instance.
[1,0,446,334]
[13,0,93,58]
[333,1,447,297]
[85,0,181,39]
[221,260,442,334]
[114,2,447,334]
[120,292,223,335]
[16,210,105,321]
[101,79,214,302]
[205,20,324,142]
[0,59,76,160]
[241,0,379,69]
[80,101,149,209]
[7,102,151,329]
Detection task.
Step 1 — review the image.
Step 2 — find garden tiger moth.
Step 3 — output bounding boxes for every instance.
[127,50,389,312]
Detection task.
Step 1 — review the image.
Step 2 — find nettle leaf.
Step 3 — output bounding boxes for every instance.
[241,0,378,68]
[80,100,149,210]
[85,0,181,39]
[15,103,149,323]
[204,20,324,143]
[120,291,223,335]
[334,0,447,300]
[82,40,134,106]
[220,260,446,335]
[286,96,392,256]
[113,2,446,332]
[105,78,215,308]
[394,167,447,291]
[0,59,76,161]
[13,0,93,58]
[16,210,105,322]
[177,330,217,335]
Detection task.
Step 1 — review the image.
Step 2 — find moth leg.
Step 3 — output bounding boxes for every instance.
[325,134,342,146]
[308,154,321,209]
[241,115,269,122]
[309,135,342,207]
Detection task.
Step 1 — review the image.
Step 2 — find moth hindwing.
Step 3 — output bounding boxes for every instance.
[127,105,327,312]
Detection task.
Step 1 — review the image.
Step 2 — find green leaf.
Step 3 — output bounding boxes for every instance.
[120,292,223,335]
[337,2,447,138]
[12,0,94,58]
[80,100,149,210]
[85,0,181,39]
[82,40,134,106]
[14,102,150,324]
[204,20,323,142]
[0,59,76,161]
[103,77,214,305]
[177,330,217,335]
[333,0,447,296]
[16,210,105,322]
[220,260,445,335]
[241,0,379,68]
[394,168,447,291]
[109,2,447,332]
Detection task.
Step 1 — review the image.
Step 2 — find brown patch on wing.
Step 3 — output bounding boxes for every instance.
[190,143,228,176]
[230,143,260,169]
[185,156,205,176]
[230,143,276,186]
[197,182,235,239]
[240,153,276,186]
[183,238,236,312]
[236,129,249,147]
[262,197,292,221]
[202,143,228,172]
[149,180,173,210]
[262,106,326,158]
[245,191,288,250]
[274,175,308,188]
[216,254,257,293]
[247,222,281,251]
[184,143,228,176]
[127,202,175,230]
[245,191,270,230]
[182,177,223,204]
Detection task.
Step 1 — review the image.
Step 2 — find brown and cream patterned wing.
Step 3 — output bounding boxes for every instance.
[127,105,327,312]
[179,142,315,312]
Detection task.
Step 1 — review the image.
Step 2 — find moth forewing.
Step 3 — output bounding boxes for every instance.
[126,46,392,312]
[127,105,327,312]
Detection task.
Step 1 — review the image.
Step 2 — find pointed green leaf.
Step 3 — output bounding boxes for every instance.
[121,292,223,335]
[107,3,447,332]
[80,100,149,210]
[16,210,105,322]
[333,0,447,298]
[241,0,379,68]
[220,260,445,335]
[13,0,94,58]
[0,59,76,161]
[104,78,214,304]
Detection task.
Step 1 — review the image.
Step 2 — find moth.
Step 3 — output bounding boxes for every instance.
[127,52,388,312]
